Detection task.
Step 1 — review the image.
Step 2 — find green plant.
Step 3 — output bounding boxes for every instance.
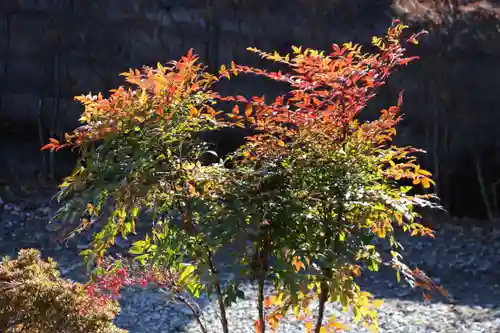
[43,49,235,332]
[43,20,446,333]
[207,20,445,333]
[0,248,125,333]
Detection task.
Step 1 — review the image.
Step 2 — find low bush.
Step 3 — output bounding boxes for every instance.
[0,248,125,333]
[43,20,447,333]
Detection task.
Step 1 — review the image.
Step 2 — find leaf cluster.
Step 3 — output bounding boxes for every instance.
[0,249,125,333]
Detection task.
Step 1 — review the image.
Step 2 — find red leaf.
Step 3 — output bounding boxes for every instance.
[235,95,248,103]
[41,143,56,151]
[273,95,284,106]
[252,95,265,104]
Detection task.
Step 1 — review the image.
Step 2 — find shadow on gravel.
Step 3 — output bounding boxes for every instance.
[357,224,500,311]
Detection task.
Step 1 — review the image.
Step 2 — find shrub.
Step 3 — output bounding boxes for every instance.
[0,248,125,333]
[43,20,447,333]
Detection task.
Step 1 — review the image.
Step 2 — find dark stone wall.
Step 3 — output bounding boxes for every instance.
[0,0,392,129]
[1,0,500,219]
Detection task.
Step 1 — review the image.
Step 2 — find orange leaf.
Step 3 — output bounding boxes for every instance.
[439,286,449,297]
[305,322,312,333]
[254,320,262,333]
[245,104,253,117]
[352,265,361,277]
[189,107,200,117]
[232,105,240,115]
[293,256,304,271]
[253,95,265,104]
[264,296,272,308]
[328,320,346,331]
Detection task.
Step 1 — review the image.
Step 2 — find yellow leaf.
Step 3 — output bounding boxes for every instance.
[305,322,312,333]
[421,177,431,188]
[79,114,91,123]
[292,45,302,54]
[87,203,94,215]
[275,293,284,306]
[371,299,384,308]
[419,169,432,176]
[157,62,165,73]
[139,88,148,105]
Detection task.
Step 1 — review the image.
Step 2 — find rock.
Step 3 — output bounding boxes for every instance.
[0,185,17,203]
[37,206,52,216]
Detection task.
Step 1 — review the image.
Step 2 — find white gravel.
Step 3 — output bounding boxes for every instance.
[113,282,500,333]
[1,199,500,333]
[111,223,500,333]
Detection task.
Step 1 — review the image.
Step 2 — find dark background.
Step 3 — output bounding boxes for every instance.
[1,0,500,220]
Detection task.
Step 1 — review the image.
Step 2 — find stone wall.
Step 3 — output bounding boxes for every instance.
[0,0,395,129]
[1,0,500,218]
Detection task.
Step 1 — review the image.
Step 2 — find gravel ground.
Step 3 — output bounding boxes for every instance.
[1,193,500,333]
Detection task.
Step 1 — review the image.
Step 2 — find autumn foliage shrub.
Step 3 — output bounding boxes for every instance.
[43,20,447,333]
[0,249,125,333]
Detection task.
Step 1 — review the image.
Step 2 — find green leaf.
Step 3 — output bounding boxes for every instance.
[178,264,196,285]
[79,249,92,257]
[367,260,379,272]
[135,254,148,265]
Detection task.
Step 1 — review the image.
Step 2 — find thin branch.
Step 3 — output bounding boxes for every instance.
[207,251,229,333]
[314,201,341,333]
[475,157,494,220]
[175,292,209,333]
[256,227,270,333]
